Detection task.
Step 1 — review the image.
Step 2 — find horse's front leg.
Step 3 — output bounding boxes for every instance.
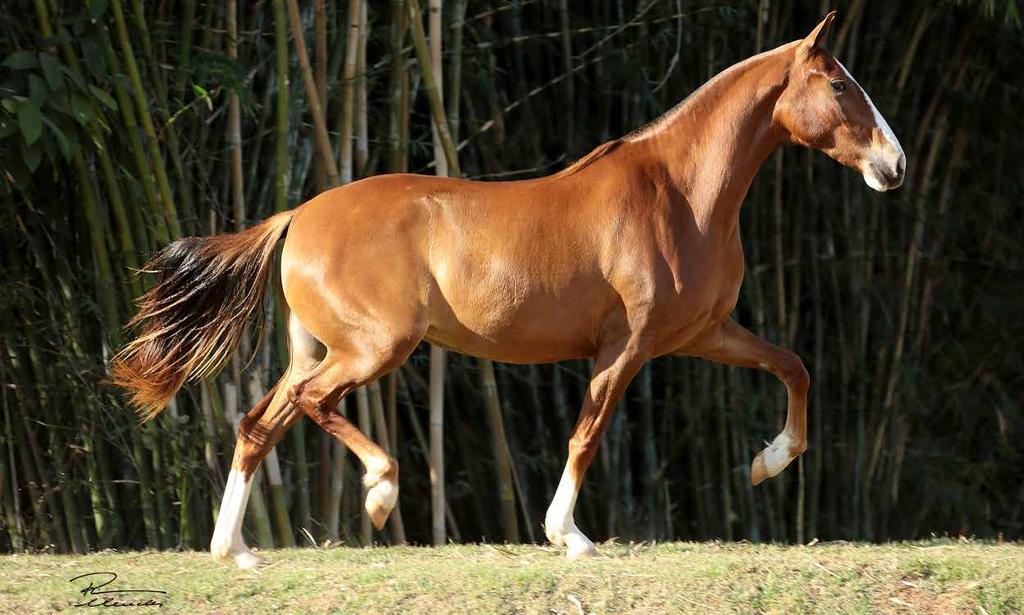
[544,338,647,559]
[688,318,809,485]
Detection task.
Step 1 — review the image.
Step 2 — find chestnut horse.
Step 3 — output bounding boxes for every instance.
[113,12,904,566]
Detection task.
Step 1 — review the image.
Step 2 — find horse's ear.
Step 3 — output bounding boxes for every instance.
[800,11,837,55]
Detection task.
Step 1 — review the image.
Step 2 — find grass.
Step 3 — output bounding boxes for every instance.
[0,540,1020,613]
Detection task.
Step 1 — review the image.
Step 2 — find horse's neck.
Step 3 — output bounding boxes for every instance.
[628,45,793,236]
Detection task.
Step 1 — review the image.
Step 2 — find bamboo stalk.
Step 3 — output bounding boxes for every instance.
[387,0,408,172]
[326,402,350,542]
[286,0,340,186]
[356,387,373,545]
[314,0,329,191]
[18,401,68,551]
[24,341,89,553]
[1,324,67,552]
[639,364,659,540]
[128,0,194,226]
[428,344,446,546]
[369,381,406,543]
[227,0,245,230]
[96,22,161,249]
[272,0,291,213]
[109,0,181,239]
[339,0,362,183]
[355,1,368,177]
[408,0,460,175]
[480,360,520,543]
[175,0,196,98]
[399,371,462,542]
[0,384,25,551]
[558,0,574,152]
[447,0,466,144]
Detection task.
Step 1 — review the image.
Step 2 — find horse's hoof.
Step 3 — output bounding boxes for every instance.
[751,451,769,486]
[363,458,398,530]
[365,479,397,530]
[234,551,266,570]
[565,534,597,560]
[211,537,264,569]
[751,433,805,485]
[544,525,566,547]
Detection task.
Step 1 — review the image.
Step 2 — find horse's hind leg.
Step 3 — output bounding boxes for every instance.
[289,336,420,530]
[210,313,324,568]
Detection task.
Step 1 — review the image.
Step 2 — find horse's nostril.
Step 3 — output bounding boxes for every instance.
[867,159,904,190]
[871,162,893,181]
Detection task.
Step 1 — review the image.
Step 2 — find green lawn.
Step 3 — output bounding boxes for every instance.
[0,540,1020,613]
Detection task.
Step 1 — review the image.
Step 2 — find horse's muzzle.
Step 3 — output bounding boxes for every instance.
[863,152,905,192]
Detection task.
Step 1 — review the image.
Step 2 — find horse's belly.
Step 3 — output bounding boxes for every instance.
[425,267,605,363]
[424,323,593,364]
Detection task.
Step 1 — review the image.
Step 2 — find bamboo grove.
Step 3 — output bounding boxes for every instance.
[0,0,1021,555]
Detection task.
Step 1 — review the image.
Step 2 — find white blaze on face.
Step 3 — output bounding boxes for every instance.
[837,60,906,191]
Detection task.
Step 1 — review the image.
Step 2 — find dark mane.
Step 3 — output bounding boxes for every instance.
[550,139,622,180]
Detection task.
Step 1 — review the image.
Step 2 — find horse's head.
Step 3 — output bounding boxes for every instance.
[774,12,906,192]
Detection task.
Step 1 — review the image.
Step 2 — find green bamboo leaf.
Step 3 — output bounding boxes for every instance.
[70,93,95,126]
[16,99,42,145]
[113,74,131,94]
[3,154,30,187]
[42,116,74,159]
[81,37,106,78]
[39,53,62,91]
[0,73,20,95]
[48,90,70,115]
[88,85,118,111]
[0,116,15,138]
[59,65,85,90]
[43,115,75,158]
[28,75,48,107]
[21,140,41,172]
[3,51,38,70]
[42,30,72,48]
[90,0,109,21]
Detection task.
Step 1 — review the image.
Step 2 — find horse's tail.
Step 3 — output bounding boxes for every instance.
[112,210,295,421]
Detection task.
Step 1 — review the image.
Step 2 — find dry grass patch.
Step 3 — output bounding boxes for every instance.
[0,540,1020,613]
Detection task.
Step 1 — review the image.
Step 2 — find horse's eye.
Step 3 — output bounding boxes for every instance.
[830,79,846,94]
